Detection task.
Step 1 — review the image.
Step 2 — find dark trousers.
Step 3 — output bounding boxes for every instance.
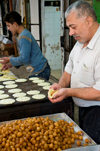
[29,62,51,80]
[79,106,100,144]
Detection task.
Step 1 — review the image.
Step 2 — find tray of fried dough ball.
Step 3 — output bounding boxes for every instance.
[0,112,96,151]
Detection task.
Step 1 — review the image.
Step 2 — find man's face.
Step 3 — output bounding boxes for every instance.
[6,22,17,35]
[66,11,91,44]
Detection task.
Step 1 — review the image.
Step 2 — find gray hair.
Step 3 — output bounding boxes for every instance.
[65,0,97,21]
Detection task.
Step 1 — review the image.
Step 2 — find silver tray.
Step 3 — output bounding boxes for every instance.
[0,112,96,150]
[66,145,100,151]
[41,112,96,149]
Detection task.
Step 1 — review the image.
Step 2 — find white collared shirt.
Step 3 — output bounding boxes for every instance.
[65,25,100,107]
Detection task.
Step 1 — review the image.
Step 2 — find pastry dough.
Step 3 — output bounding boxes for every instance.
[8,88,22,93]
[43,85,51,90]
[0,85,4,89]
[29,77,40,81]
[3,81,15,85]
[0,94,9,99]
[48,89,58,98]
[32,79,45,83]
[15,78,27,82]
[0,75,16,81]
[32,94,46,99]
[13,92,26,98]
[5,84,18,89]
[16,96,30,102]
[0,98,15,104]
[27,90,40,95]
[0,90,4,94]
[38,82,50,86]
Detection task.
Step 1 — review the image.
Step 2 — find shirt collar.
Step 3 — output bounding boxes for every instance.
[87,25,100,50]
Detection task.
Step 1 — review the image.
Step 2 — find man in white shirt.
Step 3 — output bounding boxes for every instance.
[48,0,100,143]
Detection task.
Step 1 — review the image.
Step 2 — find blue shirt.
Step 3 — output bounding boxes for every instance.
[10,29,47,73]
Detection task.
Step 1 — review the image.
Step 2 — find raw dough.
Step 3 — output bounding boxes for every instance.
[0,85,4,89]
[43,85,51,90]
[8,88,22,93]
[5,84,18,89]
[13,92,26,98]
[0,98,15,104]
[32,79,45,83]
[48,89,58,99]
[0,94,9,99]
[32,94,46,99]
[15,78,27,82]
[27,90,40,95]
[3,81,15,85]
[29,77,40,81]
[38,82,50,86]
[0,90,4,94]
[16,96,30,102]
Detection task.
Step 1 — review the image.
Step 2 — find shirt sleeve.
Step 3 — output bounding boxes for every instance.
[10,37,32,66]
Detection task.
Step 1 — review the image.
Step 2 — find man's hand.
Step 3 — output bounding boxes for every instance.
[49,83,61,90]
[48,88,70,103]
[1,63,12,71]
[0,57,10,64]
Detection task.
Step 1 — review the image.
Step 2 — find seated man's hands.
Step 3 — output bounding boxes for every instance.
[1,63,12,71]
[0,57,10,64]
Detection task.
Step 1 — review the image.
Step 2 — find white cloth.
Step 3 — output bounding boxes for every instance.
[65,25,100,107]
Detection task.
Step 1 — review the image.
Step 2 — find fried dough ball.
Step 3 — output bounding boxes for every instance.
[0,117,90,151]
[85,138,91,143]
[76,140,81,146]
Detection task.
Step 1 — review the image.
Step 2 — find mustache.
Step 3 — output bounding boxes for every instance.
[73,35,80,38]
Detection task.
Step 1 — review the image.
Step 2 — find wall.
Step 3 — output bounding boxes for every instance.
[41,0,62,70]
[29,0,40,45]
[0,5,3,35]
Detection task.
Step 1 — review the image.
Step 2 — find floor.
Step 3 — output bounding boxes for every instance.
[51,69,62,80]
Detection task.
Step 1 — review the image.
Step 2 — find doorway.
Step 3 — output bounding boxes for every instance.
[41,0,64,80]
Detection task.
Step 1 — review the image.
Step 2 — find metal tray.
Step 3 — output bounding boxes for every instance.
[41,113,96,150]
[66,145,100,151]
[0,112,96,150]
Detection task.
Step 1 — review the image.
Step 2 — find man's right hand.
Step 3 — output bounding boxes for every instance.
[0,57,10,64]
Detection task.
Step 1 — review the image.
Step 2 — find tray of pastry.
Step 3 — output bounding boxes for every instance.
[0,112,96,151]
[0,77,51,107]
